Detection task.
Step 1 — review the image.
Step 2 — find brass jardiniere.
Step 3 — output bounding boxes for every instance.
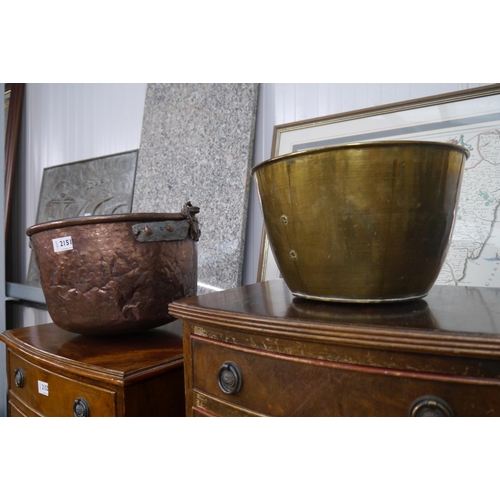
[252,141,469,303]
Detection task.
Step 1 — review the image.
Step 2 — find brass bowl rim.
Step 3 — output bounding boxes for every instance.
[251,140,471,175]
[26,212,190,237]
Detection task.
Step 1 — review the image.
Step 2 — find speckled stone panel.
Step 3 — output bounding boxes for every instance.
[133,84,259,293]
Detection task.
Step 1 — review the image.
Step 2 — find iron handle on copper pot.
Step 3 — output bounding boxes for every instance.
[218,361,243,395]
[409,396,454,417]
[14,368,24,388]
[132,203,201,243]
[73,397,90,417]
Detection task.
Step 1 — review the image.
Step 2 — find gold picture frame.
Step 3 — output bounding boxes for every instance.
[257,84,500,283]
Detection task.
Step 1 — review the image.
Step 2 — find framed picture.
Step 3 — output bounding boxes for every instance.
[4,83,24,239]
[257,84,500,289]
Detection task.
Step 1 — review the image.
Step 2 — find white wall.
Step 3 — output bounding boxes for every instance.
[8,83,491,325]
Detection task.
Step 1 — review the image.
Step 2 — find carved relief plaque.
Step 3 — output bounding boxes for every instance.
[27,150,138,286]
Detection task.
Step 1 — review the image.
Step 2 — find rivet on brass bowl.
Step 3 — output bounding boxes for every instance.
[27,203,200,335]
[252,141,470,303]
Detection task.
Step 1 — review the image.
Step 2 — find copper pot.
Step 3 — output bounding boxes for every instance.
[27,203,200,334]
[252,141,470,303]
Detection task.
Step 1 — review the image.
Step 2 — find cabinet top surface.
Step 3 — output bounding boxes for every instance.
[0,320,183,376]
[170,280,500,339]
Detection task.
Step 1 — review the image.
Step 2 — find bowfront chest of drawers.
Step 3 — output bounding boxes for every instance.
[169,279,500,417]
[0,320,185,417]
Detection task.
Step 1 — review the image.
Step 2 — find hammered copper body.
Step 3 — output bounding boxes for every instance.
[252,141,470,303]
[27,206,200,334]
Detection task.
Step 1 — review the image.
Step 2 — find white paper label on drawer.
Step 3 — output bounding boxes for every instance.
[38,380,49,396]
[52,236,73,252]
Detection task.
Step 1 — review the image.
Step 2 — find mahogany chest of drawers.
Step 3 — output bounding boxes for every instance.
[0,320,185,417]
[169,280,500,417]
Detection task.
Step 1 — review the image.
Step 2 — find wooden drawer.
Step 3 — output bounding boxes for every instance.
[8,398,36,417]
[8,351,116,417]
[192,337,500,416]
[8,396,42,417]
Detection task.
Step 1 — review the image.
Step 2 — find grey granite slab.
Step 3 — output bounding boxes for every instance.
[133,84,259,293]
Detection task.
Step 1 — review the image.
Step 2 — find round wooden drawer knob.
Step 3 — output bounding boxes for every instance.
[409,396,454,417]
[14,368,24,388]
[218,361,243,395]
[73,397,91,417]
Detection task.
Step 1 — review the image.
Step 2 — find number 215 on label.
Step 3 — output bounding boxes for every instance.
[52,236,73,252]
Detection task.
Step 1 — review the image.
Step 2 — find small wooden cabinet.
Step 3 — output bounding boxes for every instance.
[169,280,500,417]
[0,320,185,417]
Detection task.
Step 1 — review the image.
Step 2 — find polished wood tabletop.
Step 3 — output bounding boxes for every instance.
[1,320,184,385]
[170,279,500,359]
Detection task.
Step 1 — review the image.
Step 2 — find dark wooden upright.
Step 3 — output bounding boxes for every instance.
[169,279,500,417]
[0,320,185,417]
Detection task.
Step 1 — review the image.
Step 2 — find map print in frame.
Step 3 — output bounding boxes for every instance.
[260,85,500,289]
